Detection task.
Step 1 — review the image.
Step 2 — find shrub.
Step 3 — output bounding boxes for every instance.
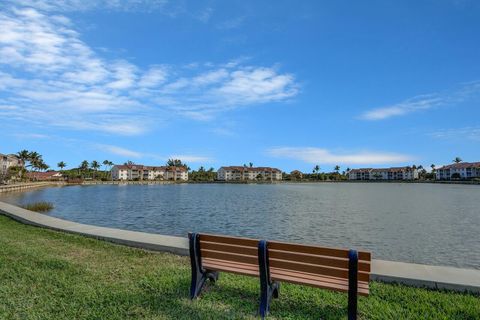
[21,201,54,212]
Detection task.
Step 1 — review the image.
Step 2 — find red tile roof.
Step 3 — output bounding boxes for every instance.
[219,166,282,173]
[349,168,372,173]
[113,165,187,172]
[350,167,413,173]
[437,162,480,170]
[26,171,62,180]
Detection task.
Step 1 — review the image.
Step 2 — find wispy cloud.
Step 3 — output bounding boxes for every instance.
[267,147,413,165]
[429,126,480,142]
[359,81,480,121]
[168,155,213,163]
[217,16,245,30]
[197,7,214,23]
[97,144,143,158]
[10,133,50,139]
[360,95,443,120]
[4,0,170,13]
[95,144,212,163]
[0,5,298,135]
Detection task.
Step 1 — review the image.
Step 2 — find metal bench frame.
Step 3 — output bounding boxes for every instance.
[189,232,365,319]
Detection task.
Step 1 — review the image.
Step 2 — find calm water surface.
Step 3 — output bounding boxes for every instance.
[1,183,479,269]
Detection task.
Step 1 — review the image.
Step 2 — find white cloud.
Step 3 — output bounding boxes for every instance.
[94,145,212,163]
[138,66,168,88]
[217,16,245,30]
[107,60,137,89]
[360,95,443,120]
[97,144,143,158]
[197,7,214,23]
[429,126,480,141]
[0,5,299,135]
[11,133,50,139]
[267,147,413,165]
[215,67,298,105]
[168,155,213,163]
[360,81,480,121]
[4,0,170,13]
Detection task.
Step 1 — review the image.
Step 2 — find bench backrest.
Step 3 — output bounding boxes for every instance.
[192,233,371,295]
[197,233,260,276]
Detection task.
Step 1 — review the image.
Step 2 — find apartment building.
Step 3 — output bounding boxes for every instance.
[436,162,480,180]
[348,168,372,180]
[348,167,418,180]
[0,153,24,177]
[217,166,282,181]
[111,164,188,181]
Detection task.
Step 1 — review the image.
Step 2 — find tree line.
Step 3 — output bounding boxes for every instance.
[1,150,469,183]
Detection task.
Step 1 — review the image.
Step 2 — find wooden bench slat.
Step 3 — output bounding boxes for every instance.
[202,259,370,295]
[201,241,258,256]
[203,258,259,277]
[271,272,369,296]
[269,258,370,282]
[270,268,369,291]
[268,241,371,261]
[203,258,258,271]
[201,249,258,265]
[202,259,369,291]
[269,249,371,272]
[200,234,258,247]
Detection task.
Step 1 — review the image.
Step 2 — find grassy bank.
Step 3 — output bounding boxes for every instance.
[0,215,478,319]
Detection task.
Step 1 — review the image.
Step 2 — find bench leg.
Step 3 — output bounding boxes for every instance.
[258,240,279,319]
[189,233,219,299]
[348,249,358,320]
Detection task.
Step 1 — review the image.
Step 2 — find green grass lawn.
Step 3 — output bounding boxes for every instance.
[0,215,479,320]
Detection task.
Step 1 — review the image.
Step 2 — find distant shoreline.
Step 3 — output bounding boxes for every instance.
[81,180,480,186]
[2,180,479,193]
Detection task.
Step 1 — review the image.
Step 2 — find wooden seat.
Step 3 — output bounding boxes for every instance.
[188,233,371,320]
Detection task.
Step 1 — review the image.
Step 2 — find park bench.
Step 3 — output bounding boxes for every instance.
[188,232,371,319]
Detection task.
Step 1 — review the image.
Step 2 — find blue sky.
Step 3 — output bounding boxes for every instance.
[1,0,480,172]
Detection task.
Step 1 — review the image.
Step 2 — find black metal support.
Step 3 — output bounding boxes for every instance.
[348,249,358,320]
[189,233,219,299]
[258,240,280,319]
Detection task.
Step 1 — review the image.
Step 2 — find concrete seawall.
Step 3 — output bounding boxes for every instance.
[0,201,478,294]
[0,182,62,193]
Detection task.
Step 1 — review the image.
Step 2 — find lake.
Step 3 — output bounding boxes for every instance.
[0,183,479,269]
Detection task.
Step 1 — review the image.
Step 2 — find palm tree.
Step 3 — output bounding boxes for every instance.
[430,164,436,173]
[31,156,46,172]
[249,162,253,168]
[313,165,320,180]
[39,163,49,172]
[18,150,42,172]
[16,150,32,179]
[91,160,100,180]
[103,160,113,177]
[57,161,66,172]
[103,160,114,180]
[333,165,341,180]
[16,150,30,166]
[453,157,462,163]
[80,160,89,179]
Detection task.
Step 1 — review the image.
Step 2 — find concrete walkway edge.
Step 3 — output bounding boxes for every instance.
[0,201,478,294]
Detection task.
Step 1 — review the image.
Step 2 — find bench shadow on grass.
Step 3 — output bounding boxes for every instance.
[136,275,346,319]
